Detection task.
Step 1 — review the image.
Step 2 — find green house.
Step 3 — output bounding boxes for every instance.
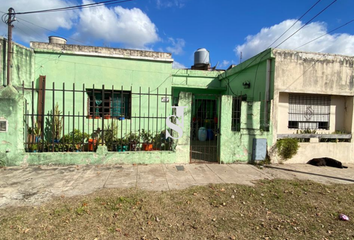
[1,37,353,166]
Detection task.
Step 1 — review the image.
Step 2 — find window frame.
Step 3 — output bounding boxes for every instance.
[231,95,246,131]
[86,89,131,119]
[288,93,330,130]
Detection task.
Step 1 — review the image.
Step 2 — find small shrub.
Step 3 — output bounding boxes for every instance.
[61,129,90,144]
[276,138,299,160]
[319,130,350,142]
[295,128,316,142]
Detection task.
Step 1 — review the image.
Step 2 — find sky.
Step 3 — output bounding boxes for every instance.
[1,0,354,69]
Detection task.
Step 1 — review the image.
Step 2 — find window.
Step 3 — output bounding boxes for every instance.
[231,96,243,131]
[87,89,131,118]
[288,94,330,130]
[0,119,8,132]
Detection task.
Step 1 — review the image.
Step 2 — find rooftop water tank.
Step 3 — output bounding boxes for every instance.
[49,36,67,44]
[194,48,210,67]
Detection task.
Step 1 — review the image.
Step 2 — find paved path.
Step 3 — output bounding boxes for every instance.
[1,163,354,208]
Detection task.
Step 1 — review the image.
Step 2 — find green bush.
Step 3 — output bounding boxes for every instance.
[61,129,90,144]
[276,138,299,160]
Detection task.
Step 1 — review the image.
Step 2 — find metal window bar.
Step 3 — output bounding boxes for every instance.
[288,94,330,130]
[23,82,173,153]
[232,96,242,131]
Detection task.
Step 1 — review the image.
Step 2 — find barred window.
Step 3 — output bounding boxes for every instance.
[87,89,131,118]
[288,94,330,130]
[231,96,242,131]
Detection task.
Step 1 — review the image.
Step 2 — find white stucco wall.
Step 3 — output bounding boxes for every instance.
[271,49,354,163]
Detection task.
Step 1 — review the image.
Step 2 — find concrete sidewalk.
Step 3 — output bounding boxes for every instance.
[1,163,354,208]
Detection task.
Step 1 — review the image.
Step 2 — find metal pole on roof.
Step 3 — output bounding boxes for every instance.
[6,8,15,86]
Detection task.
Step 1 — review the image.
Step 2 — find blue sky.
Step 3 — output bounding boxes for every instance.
[1,0,354,69]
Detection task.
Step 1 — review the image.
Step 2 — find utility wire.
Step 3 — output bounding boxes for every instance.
[273,0,337,49]
[295,18,354,50]
[267,0,322,48]
[15,16,87,45]
[228,0,338,86]
[248,0,338,99]
[16,0,132,15]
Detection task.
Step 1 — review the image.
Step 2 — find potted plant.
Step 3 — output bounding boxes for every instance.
[125,132,139,151]
[154,130,174,151]
[102,122,118,151]
[104,114,111,119]
[53,102,63,143]
[153,132,162,150]
[61,129,90,152]
[117,137,129,152]
[141,129,153,151]
[28,122,41,143]
[31,143,38,153]
[27,122,42,152]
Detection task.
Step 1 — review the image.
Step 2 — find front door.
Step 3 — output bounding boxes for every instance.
[190,94,220,163]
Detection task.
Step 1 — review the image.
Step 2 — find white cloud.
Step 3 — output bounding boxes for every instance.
[219,60,230,68]
[235,19,354,60]
[172,61,186,69]
[74,0,159,48]
[0,0,159,48]
[156,0,185,9]
[166,38,185,55]
[0,0,77,43]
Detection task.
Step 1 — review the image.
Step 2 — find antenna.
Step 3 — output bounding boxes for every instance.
[239,52,243,64]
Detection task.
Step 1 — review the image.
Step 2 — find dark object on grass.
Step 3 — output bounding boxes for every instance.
[307,157,348,169]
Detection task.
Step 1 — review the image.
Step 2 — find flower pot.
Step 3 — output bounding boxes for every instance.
[142,143,153,151]
[94,116,100,119]
[104,115,111,119]
[117,145,129,152]
[88,139,97,151]
[129,143,137,151]
[87,115,93,119]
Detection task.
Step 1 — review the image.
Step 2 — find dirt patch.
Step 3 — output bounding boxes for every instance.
[0,179,354,239]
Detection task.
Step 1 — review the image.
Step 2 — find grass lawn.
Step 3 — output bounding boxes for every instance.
[0,179,354,239]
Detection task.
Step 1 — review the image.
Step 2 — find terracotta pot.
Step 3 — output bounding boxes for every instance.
[88,139,97,151]
[142,143,153,151]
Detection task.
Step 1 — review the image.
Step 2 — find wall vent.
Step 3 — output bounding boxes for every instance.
[0,119,8,132]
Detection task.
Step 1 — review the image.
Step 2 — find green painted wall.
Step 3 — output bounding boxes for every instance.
[172,69,223,89]
[30,49,174,142]
[220,95,273,163]
[20,148,181,166]
[12,91,192,166]
[0,38,34,87]
[218,49,275,131]
[0,86,25,166]
[219,49,274,100]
